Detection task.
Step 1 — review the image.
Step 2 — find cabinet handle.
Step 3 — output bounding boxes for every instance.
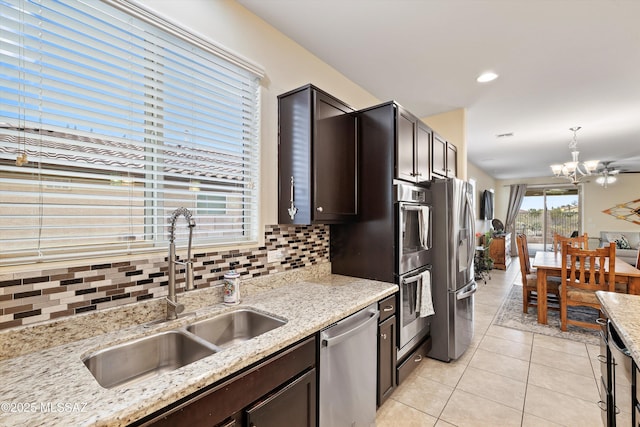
[597,354,607,364]
[287,176,298,220]
[596,318,607,326]
[414,355,422,363]
[381,333,387,340]
[383,305,394,312]
[316,206,323,212]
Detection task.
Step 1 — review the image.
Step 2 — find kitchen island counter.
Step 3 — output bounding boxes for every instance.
[0,271,396,426]
[596,291,640,365]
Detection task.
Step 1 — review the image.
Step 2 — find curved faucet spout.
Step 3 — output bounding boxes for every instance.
[168,207,196,243]
[167,207,196,320]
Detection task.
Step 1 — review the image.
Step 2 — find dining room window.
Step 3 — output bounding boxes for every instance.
[0,0,263,265]
[515,185,580,252]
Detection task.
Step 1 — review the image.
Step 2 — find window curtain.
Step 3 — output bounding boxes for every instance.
[505,184,527,256]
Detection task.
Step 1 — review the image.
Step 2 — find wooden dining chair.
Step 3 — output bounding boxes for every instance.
[516,233,560,313]
[560,241,616,331]
[553,232,589,254]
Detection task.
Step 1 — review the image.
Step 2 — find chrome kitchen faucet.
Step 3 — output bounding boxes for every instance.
[166,207,196,320]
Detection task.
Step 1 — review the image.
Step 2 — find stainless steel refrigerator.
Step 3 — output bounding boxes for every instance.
[428,177,477,362]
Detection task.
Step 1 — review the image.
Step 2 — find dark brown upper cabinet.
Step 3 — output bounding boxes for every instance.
[278,84,357,224]
[432,132,457,178]
[447,141,458,177]
[396,106,431,184]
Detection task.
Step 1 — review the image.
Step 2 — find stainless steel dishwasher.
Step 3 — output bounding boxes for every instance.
[319,303,380,427]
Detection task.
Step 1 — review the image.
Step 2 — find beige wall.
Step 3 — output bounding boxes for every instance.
[137,0,380,235]
[422,108,467,180]
[582,173,640,238]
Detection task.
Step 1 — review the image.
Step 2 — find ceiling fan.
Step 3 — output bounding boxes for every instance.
[595,161,621,188]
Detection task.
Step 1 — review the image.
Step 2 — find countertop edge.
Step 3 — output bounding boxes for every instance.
[596,291,640,366]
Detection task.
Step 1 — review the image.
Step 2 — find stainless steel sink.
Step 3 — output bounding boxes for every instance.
[83,330,216,389]
[186,308,287,349]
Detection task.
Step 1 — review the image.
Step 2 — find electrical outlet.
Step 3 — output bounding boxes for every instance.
[267,249,285,263]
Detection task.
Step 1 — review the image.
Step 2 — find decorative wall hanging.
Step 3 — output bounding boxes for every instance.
[602,198,640,225]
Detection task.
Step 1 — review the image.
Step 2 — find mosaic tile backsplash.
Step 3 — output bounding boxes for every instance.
[0,224,329,330]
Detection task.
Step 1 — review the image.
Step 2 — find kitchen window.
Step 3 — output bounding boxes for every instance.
[0,0,263,264]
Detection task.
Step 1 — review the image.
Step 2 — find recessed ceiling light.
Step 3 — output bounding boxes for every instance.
[477,72,498,83]
[496,132,514,138]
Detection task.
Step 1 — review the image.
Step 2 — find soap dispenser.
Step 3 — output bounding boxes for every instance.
[223,269,241,305]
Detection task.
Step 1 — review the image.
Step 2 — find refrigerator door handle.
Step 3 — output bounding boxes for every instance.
[464,191,475,273]
[456,282,478,300]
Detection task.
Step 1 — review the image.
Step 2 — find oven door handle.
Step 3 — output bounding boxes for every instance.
[418,206,431,250]
[402,272,423,285]
[402,270,425,315]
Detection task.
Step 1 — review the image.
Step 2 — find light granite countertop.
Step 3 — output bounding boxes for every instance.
[596,291,640,364]
[0,273,397,427]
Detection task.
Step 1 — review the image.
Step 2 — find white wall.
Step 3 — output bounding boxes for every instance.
[137,0,380,237]
[467,162,497,235]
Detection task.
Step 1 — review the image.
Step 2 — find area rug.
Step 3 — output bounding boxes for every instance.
[493,285,600,345]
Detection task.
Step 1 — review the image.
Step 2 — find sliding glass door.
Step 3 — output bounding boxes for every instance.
[515,186,580,251]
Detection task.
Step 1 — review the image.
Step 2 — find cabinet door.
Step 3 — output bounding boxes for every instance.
[378,316,397,406]
[278,85,356,224]
[415,122,432,182]
[432,132,447,177]
[278,88,312,224]
[634,361,639,426]
[246,369,317,427]
[396,107,416,182]
[144,337,316,427]
[313,91,357,222]
[446,142,458,177]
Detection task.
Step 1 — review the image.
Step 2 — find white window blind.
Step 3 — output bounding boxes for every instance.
[0,0,261,264]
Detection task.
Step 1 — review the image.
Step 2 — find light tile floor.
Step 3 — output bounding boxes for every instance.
[376,260,606,427]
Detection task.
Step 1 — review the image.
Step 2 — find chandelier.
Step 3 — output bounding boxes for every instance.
[550,127,599,184]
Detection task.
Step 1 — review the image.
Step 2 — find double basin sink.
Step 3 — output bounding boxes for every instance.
[83,308,287,389]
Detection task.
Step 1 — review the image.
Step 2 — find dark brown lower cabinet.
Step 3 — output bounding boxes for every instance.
[246,368,316,427]
[134,337,316,427]
[397,336,432,385]
[377,315,396,406]
[633,361,639,427]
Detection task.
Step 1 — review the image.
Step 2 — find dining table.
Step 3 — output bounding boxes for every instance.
[532,250,640,324]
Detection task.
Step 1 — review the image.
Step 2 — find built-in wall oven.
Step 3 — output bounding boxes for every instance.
[397,183,431,276]
[396,183,433,360]
[398,265,432,360]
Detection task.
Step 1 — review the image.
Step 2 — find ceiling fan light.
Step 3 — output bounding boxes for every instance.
[596,175,617,187]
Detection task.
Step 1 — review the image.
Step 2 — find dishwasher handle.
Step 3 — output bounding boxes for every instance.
[321,310,380,348]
